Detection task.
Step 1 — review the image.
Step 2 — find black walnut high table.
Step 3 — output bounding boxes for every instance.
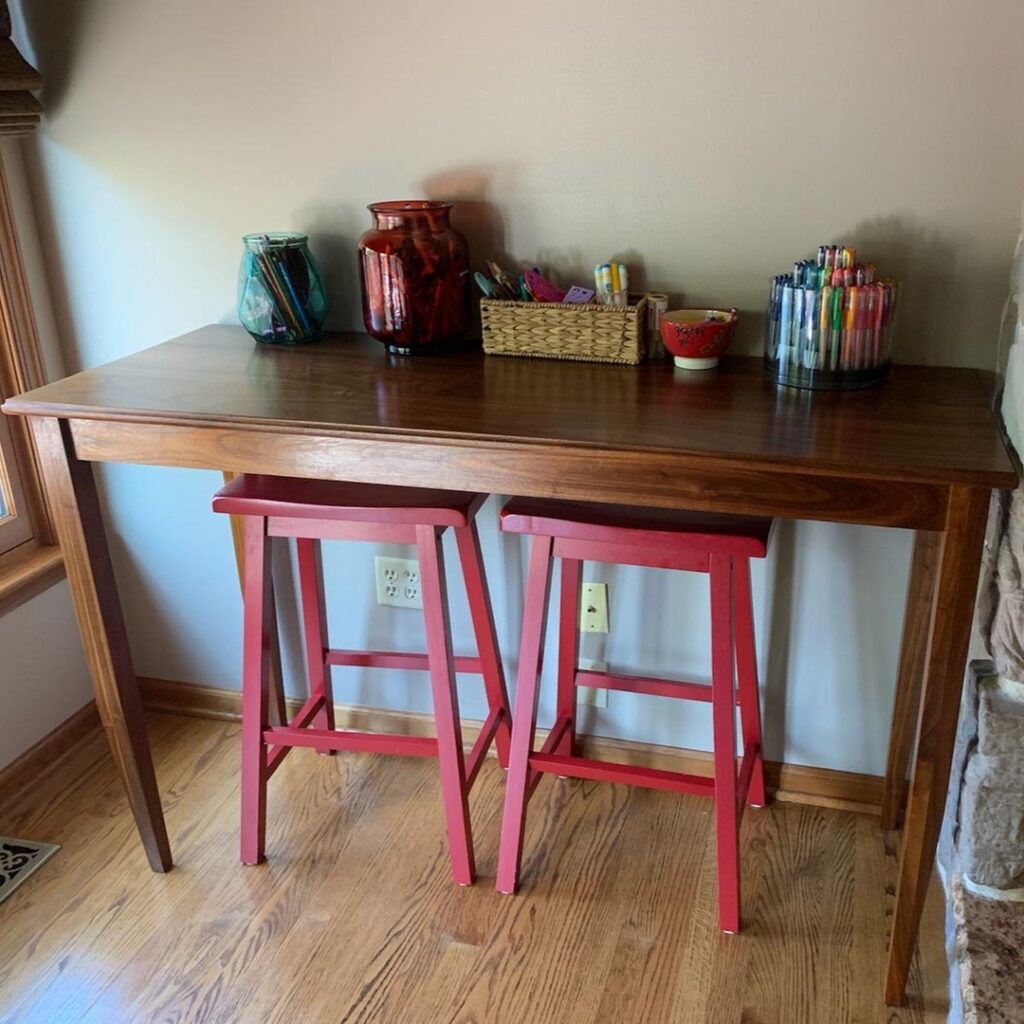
[2,325,1016,1004]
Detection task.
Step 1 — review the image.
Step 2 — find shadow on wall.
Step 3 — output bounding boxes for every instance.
[841,215,958,365]
[761,519,796,764]
[294,191,364,333]
[17,0,86,113]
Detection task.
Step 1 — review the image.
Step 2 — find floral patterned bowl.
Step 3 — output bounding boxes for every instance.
[659,308,738,370]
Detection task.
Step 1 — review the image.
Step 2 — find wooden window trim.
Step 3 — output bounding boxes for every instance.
[0,146,63,615]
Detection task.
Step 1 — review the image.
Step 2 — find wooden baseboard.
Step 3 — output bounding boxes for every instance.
[0,700,101,808]
[138,677,884,815]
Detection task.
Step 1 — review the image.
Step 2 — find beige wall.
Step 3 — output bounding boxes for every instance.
[18,0,1024,369]
[7,0,1024,775]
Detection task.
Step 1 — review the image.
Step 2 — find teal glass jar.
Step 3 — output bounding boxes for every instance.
[237,233,327,344]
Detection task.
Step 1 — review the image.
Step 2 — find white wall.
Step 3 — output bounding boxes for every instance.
[11,0,1024,775]
[0,581,92,766]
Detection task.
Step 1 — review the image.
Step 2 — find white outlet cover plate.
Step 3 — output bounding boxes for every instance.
[577,658,609,707]
[374,556,423,609]
[580,582,609,633]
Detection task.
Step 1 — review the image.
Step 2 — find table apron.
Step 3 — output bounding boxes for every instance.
[67,418,950,530]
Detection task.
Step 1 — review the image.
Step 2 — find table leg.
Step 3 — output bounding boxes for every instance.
[29,417,172,872]
[885,486,988,1005]
[880,530,941,829]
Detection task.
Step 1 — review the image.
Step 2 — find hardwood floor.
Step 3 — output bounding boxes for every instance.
[0,714,948,1023]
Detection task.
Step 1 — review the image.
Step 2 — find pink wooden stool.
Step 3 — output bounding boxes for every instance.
[212,474,512,885]
[495,497,770,932]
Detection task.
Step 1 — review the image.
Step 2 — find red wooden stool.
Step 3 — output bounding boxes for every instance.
[212,474,512,885]
[495,497,770,932]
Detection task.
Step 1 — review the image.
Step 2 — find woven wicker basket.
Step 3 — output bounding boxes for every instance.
[480,293,650,364]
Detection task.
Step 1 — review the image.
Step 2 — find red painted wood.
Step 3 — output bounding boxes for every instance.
[240,516,272,865]
[528,753,717,797]
[501,496,771,556]
[557,558,582,757]
[553,536,711,573]
[326,650,483,673]
[213,472,484,526]
[496,534,554,895]
[416,523,475,885]
[296,538,334,754]
[270,517,419,544]
[734,557,766,807]
[574,669,715,703]
[710,554,740,933]
[454,521,512,767]
[262,727,438,757]
[464,706,505,788]
[538,715,572,757]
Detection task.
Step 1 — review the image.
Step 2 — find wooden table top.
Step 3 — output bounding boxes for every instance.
[3,325,1015,489]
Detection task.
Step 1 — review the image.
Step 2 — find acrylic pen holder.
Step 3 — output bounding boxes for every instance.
[763,281,897,391]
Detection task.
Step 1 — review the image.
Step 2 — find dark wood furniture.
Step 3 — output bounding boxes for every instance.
[2,325,1015,1005]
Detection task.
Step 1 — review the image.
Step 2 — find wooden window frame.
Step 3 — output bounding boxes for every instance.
[0,147,63,614]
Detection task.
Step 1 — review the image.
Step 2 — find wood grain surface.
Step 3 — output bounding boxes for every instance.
[3,325,1014,489]
[0,713,947,1024]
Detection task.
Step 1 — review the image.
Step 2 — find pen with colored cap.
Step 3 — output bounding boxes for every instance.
[830,284,843,370]
[767,275,783,359]
[872,283,884,364]
[803,286,819,369]
[819,283,832,370]
[843,286,858,369]
[791,283,804,371]
[779,283,793,375]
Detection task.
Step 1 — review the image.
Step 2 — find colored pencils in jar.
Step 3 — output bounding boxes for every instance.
[252,235,312,338]
[766,245,897,373]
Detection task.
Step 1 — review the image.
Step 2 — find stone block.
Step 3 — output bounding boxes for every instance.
[977,676,1024,759]
[959,677,1024,889]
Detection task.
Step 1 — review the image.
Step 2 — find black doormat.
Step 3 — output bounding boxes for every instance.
[0,836,60,905]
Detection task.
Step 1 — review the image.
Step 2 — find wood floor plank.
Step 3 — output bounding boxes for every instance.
[0,713,948,1024]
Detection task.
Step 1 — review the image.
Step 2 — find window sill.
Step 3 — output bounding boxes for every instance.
[0,544,65,616]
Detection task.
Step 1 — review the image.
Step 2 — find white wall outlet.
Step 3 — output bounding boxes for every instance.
[577,658,609,708]
[374,556,423,609]
[579,582,609,633]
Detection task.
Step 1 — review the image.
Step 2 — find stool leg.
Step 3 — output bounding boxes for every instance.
[297,538,334,755]
[710,554,740,933]
[496,534,555,895]
[416,524,475,886]
[454,522,512,768]
[556,557,582,757]
[734,557,766,808]
[241,517,273,865]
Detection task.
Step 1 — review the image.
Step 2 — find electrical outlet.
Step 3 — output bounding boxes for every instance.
[577,658,609,708]
[374,556,423,608]
[579,582,609,633]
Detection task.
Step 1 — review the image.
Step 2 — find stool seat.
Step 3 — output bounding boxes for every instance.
[213,474,484,527]
[501,497,771,557]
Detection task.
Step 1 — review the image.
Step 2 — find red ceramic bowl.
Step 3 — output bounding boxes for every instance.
[659,308,738,369]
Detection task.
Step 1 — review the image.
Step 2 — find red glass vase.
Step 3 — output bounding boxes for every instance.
[358,200,470,354]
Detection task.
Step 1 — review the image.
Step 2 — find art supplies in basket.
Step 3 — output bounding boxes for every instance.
[477,258,652,364]
[763,243,899,391]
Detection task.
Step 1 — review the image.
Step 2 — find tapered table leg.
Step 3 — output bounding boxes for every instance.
[885,487,988,1005]
[880,530,941,830]
[30,417,171,872]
